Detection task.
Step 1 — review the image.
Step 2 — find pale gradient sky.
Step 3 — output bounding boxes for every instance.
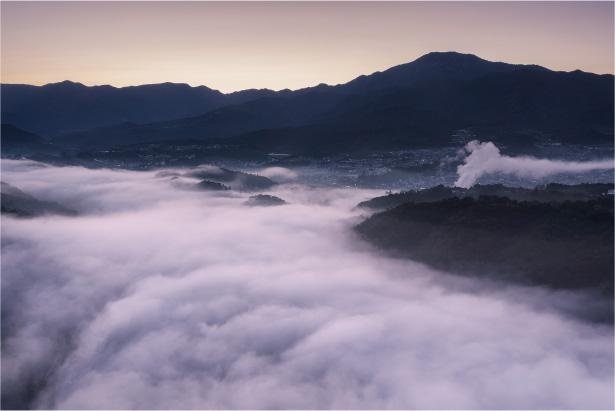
[1,1,613,92]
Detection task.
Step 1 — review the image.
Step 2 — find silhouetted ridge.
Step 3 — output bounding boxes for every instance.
[343,51,542,93]
[1,81,275,135]
[2,51,612,154]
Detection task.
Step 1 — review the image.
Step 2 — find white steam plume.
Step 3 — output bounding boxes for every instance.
[455,141,614,188]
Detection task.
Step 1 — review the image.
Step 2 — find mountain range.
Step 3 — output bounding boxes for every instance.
[2,52,613,156]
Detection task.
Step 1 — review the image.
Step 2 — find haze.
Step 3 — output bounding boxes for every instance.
[1,1,613,92]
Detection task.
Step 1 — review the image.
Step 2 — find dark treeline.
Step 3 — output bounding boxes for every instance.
[356,184,614,322]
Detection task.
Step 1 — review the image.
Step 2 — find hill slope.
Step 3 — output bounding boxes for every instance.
[356,192,614,323]
[1,81,277,135]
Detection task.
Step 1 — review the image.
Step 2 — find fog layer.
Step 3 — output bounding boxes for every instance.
[456,141,614,188]
[1,159,613,409]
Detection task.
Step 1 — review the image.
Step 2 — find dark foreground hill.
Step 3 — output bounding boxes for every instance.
[245,194,287,207]
[356,187,614,322]
[358,183,614,210]
[156,166,277,191]
[187,166,277,191]
[1,182,76,217]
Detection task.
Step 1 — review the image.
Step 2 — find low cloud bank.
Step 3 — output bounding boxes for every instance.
[455,141,614,188]
[1,159,613,409]
[257,166,298,182]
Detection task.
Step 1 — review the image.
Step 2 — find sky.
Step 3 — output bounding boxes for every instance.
[1,1,613,92]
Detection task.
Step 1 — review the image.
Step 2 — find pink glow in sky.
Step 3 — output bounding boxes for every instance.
[1,1,613,92]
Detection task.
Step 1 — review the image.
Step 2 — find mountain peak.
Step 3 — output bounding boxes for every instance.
[415,51,484,63]
[46,80,85,87]
[411,51,552,73]
[345,51,519,92]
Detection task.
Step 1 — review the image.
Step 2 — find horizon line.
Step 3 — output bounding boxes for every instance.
[2,51,612,94]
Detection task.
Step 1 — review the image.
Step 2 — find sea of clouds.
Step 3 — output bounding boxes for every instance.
[1,159,613,409]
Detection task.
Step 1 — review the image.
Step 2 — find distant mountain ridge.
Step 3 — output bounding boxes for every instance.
[2,52,613,155]
[1,80,278,135]
[0,124,54,155]
[342,51,548,92]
